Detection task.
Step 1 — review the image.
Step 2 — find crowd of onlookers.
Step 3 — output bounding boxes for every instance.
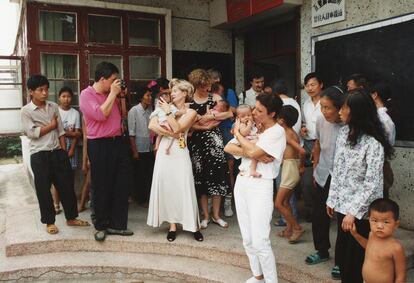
[21,62,406,283]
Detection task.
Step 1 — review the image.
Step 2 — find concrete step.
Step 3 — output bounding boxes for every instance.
[2,164,414,283]
[0,250,252,282]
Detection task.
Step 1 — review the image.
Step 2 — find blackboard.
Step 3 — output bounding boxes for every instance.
[314,18,414,143]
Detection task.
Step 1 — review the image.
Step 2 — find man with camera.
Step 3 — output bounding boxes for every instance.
[80,61,133,241]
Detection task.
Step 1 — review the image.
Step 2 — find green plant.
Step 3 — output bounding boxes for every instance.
[0,136,22,158]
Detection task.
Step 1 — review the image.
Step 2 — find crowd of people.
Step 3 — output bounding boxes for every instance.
[21,62,406,283]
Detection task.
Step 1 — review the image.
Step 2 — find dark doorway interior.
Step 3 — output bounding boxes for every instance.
[172,50,235,90]
[244,18,299,98]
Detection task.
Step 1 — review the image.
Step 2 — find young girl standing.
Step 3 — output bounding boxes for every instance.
[52,87,82,213]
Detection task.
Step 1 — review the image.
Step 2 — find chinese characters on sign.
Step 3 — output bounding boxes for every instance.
[312,0,346,28]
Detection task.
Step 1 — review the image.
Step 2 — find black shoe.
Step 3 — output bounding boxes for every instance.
[167,230,176,242]
[193,231,204,242]
[94,230,107,241]
[106,228,134,236]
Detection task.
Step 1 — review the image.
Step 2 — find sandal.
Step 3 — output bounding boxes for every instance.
[331,265,341,280]
[193,231,204,242]
[211,217,229,228]
[305,253,329,265]
[200,219,210,229]
[288,228,304,244]
[66,218,90,226]
[167,230,176,242]
[277,229,292,238]
[46,224,59,234]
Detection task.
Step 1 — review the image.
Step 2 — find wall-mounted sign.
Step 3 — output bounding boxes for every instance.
[311,0,345,28]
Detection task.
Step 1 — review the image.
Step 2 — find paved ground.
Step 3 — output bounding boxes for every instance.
[0,163,412,282]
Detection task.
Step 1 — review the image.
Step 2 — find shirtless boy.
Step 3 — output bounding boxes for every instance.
[275,105,306,243]
[351,198,406,283]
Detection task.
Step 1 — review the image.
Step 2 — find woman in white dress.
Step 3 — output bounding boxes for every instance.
[147,79,203,242]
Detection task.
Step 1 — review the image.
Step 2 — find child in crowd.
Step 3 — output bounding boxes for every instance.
[52,87,82,214]
[21,75,89,234]
[58,87,82,168]
[150,92,179,154]
[350,198,406,283]
[234,104,261,177]
[275,105,305,243]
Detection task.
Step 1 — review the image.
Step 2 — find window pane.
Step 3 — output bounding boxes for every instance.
[88,15,121,44]
[89,55,123,80]
[39,11,76,42]
[48,80,79,105]
[130,56,160,80]
[41,54,78,80]
[129,18,160,47]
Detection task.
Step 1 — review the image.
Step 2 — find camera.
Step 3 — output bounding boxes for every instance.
[120,79,126,90]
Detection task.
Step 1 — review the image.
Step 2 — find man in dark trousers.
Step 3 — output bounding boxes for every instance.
[21,74,89,234]
[80,62,133,241]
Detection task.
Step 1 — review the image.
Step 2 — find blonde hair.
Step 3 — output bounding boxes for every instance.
[188,68,211,89]
[169,78,194,100]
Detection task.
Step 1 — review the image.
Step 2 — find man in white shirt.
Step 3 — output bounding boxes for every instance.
[239,71,265,107]
[300,72,323,222]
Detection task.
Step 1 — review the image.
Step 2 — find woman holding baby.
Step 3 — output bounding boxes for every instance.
[225,93,286,283]
[146,79,203,242]
[187,68,234,229]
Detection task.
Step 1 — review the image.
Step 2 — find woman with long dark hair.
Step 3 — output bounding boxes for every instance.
[326,89,393,283]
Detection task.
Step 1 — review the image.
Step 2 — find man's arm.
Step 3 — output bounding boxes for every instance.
[129,136,139,160]
[312,139,321,169]
[39,115,58,137]
[394,243,406,283]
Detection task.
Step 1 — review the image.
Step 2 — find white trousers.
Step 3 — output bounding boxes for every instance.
[234,175,278,283]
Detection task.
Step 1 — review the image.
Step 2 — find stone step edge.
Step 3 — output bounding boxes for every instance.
[1,266,220,283]
[5,239,336,283]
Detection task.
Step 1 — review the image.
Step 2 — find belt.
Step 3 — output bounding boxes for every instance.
[92,136,123,141]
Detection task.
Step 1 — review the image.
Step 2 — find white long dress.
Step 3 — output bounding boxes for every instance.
[147,111,200,232]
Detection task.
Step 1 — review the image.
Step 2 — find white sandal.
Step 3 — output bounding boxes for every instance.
[200,219,210,229]
[212,217,229,228]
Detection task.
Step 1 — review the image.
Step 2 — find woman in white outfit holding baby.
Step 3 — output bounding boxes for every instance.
[225,93,286,283]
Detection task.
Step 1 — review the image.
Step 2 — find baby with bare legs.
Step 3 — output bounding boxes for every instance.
[151,92,178,154]
[234,104,261,178]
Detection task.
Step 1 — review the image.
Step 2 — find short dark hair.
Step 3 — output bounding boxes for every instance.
[369,198,399,221]
[279,105,298,128]
[211,83,223,94]
[273,81,288,96]
[135,86,151,102]
[255,93,283,120]
[347,73,368,89]
[94,61,119,82]
[58,86,74,97]
[156,77,170,89]
[27,75,49,91]
[304,72,323,85]
[249,69,264,82]
[369,81,391,103]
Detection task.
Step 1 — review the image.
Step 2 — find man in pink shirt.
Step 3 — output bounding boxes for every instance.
[80,62,133,241]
